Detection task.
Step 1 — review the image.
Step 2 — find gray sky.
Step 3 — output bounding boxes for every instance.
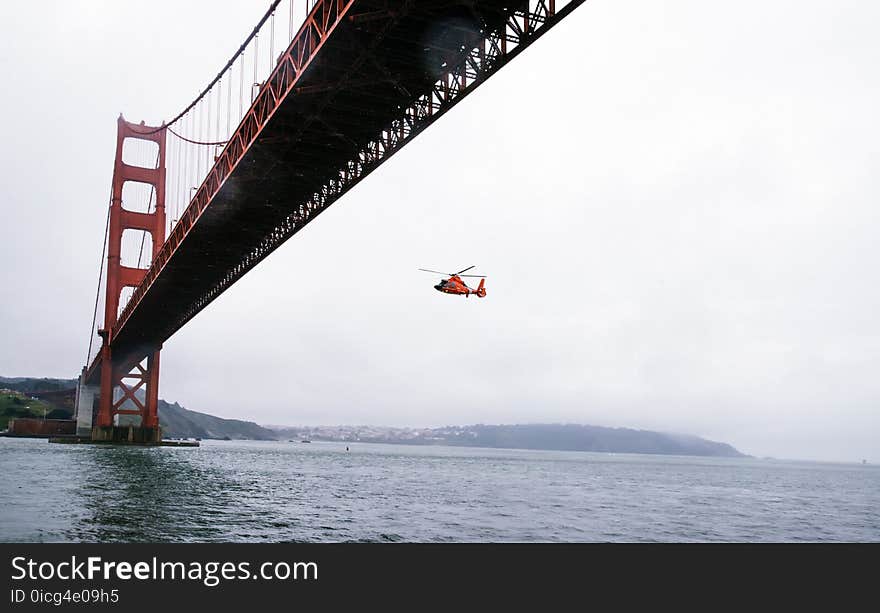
[1,0,879,463]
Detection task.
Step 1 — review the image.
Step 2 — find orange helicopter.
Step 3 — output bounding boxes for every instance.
[419,266,487,298]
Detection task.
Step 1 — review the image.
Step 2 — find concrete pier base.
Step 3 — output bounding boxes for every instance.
[90,425,162,444]
[74,377,98,437]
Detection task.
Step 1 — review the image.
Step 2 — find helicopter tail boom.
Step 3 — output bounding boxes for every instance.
[475,279,486,298]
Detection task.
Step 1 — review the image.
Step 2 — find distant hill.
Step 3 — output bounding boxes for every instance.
[156,400,276,441]
[0,389,57,429]
[0,376,78,394]
[270,423,747,457]
[454,424,745,457]
[0,376,276,441]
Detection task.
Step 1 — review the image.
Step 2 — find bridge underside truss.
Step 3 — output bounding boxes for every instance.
[96,0,586,371]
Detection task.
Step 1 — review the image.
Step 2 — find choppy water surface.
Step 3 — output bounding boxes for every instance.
[1,438,877,542]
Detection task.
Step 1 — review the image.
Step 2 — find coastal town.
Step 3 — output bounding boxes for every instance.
[269,424,475,445]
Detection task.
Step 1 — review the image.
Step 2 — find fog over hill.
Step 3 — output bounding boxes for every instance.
[269,423,746,457]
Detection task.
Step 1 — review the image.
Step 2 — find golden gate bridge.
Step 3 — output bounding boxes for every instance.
[74,0,588,443]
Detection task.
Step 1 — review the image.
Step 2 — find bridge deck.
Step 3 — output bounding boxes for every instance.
[101,0,584,369]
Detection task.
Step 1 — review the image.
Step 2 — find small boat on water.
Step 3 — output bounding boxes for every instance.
[301,439,311,443]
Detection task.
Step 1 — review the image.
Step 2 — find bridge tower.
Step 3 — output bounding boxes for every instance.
[91,116,167,443]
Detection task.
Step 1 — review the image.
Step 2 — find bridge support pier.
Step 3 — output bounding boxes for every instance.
[85,116,167,444]
[91,425,162,444]
[74,370,98,437]
[93,343,163,443]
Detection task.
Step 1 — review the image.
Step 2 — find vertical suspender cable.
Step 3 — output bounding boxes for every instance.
[200,99,205,181]
[173,131,181,229]
[226,70,232,138]
[191,108,197,197]
[194,104,199,182]
[190,110,195,200]
[184,112,190,210]
[253,34,259,102]
[289,0,294,42]
[204,89,211,178]
[216,80,221,148]
[197,97,202,181]
[270,10,275,68]
[184,113,189,213]
[136,148,161,269]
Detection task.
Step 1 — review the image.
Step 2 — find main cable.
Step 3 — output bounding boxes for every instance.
[86,197,112,367]
[129,0,284,136]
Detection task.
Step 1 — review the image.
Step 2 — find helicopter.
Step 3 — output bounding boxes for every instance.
[418,266,487,298]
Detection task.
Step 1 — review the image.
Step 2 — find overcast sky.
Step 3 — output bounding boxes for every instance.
[1,1,878,463]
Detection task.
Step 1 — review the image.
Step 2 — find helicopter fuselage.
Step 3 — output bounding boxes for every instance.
[419,266,486,298]
[434,275,486,297]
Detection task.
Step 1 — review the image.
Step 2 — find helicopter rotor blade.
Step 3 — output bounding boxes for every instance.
[458,274,486,278]
[418,268,450,275]
[454,265,476,275]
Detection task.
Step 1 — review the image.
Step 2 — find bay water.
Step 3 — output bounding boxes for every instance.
[1,438,877,542]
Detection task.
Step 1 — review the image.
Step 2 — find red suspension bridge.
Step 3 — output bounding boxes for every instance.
[75,0,588,443]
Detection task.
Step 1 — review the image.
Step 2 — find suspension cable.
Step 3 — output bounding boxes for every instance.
[86,197,112,367]
[136,147,163,269]
[127,0,283,136]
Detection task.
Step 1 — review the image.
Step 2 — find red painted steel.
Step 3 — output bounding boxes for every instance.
[94,117,166,431]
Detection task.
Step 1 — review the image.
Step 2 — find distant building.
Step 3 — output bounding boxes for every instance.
[7,418,75,437]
